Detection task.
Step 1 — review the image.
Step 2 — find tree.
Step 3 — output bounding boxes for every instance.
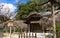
[15,0,48,20]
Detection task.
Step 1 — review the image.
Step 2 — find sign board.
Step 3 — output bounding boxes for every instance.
[8,20,13,27]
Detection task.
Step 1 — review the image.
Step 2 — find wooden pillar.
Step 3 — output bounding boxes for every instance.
[8,26,12,38]
[51,3,56,38]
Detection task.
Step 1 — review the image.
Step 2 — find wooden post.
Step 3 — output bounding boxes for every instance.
[35,33,36,38]
[24,32,25,38]
[51,3,56,38]
[29,32,30,38]
[10,26,12,38]
[7,20,13,38]
[21,29,22,38]
[32,32,33,38]
[28,24,30,38]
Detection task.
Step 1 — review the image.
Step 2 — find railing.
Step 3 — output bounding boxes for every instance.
[18,32,36,38]
[3,32,37,38]
[3,32,53,38]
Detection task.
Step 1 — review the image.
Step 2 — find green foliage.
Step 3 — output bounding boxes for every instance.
[31,0,48,5]
[16,3,33,20]
[56,23,60,31]
[56,22,60,38]
[15,0,60,21]
[15,0,50,20]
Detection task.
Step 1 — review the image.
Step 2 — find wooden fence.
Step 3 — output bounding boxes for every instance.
[3,32,53,38]
[3,32,37,38]
[18,32,36,38]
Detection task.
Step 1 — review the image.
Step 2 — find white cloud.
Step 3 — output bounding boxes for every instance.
[14,0,21,4]
[15,0,20,3]
[0,2,17,19]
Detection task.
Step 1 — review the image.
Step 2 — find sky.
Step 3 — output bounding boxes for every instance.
[0,0,29,4]
[0,0,29,19]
